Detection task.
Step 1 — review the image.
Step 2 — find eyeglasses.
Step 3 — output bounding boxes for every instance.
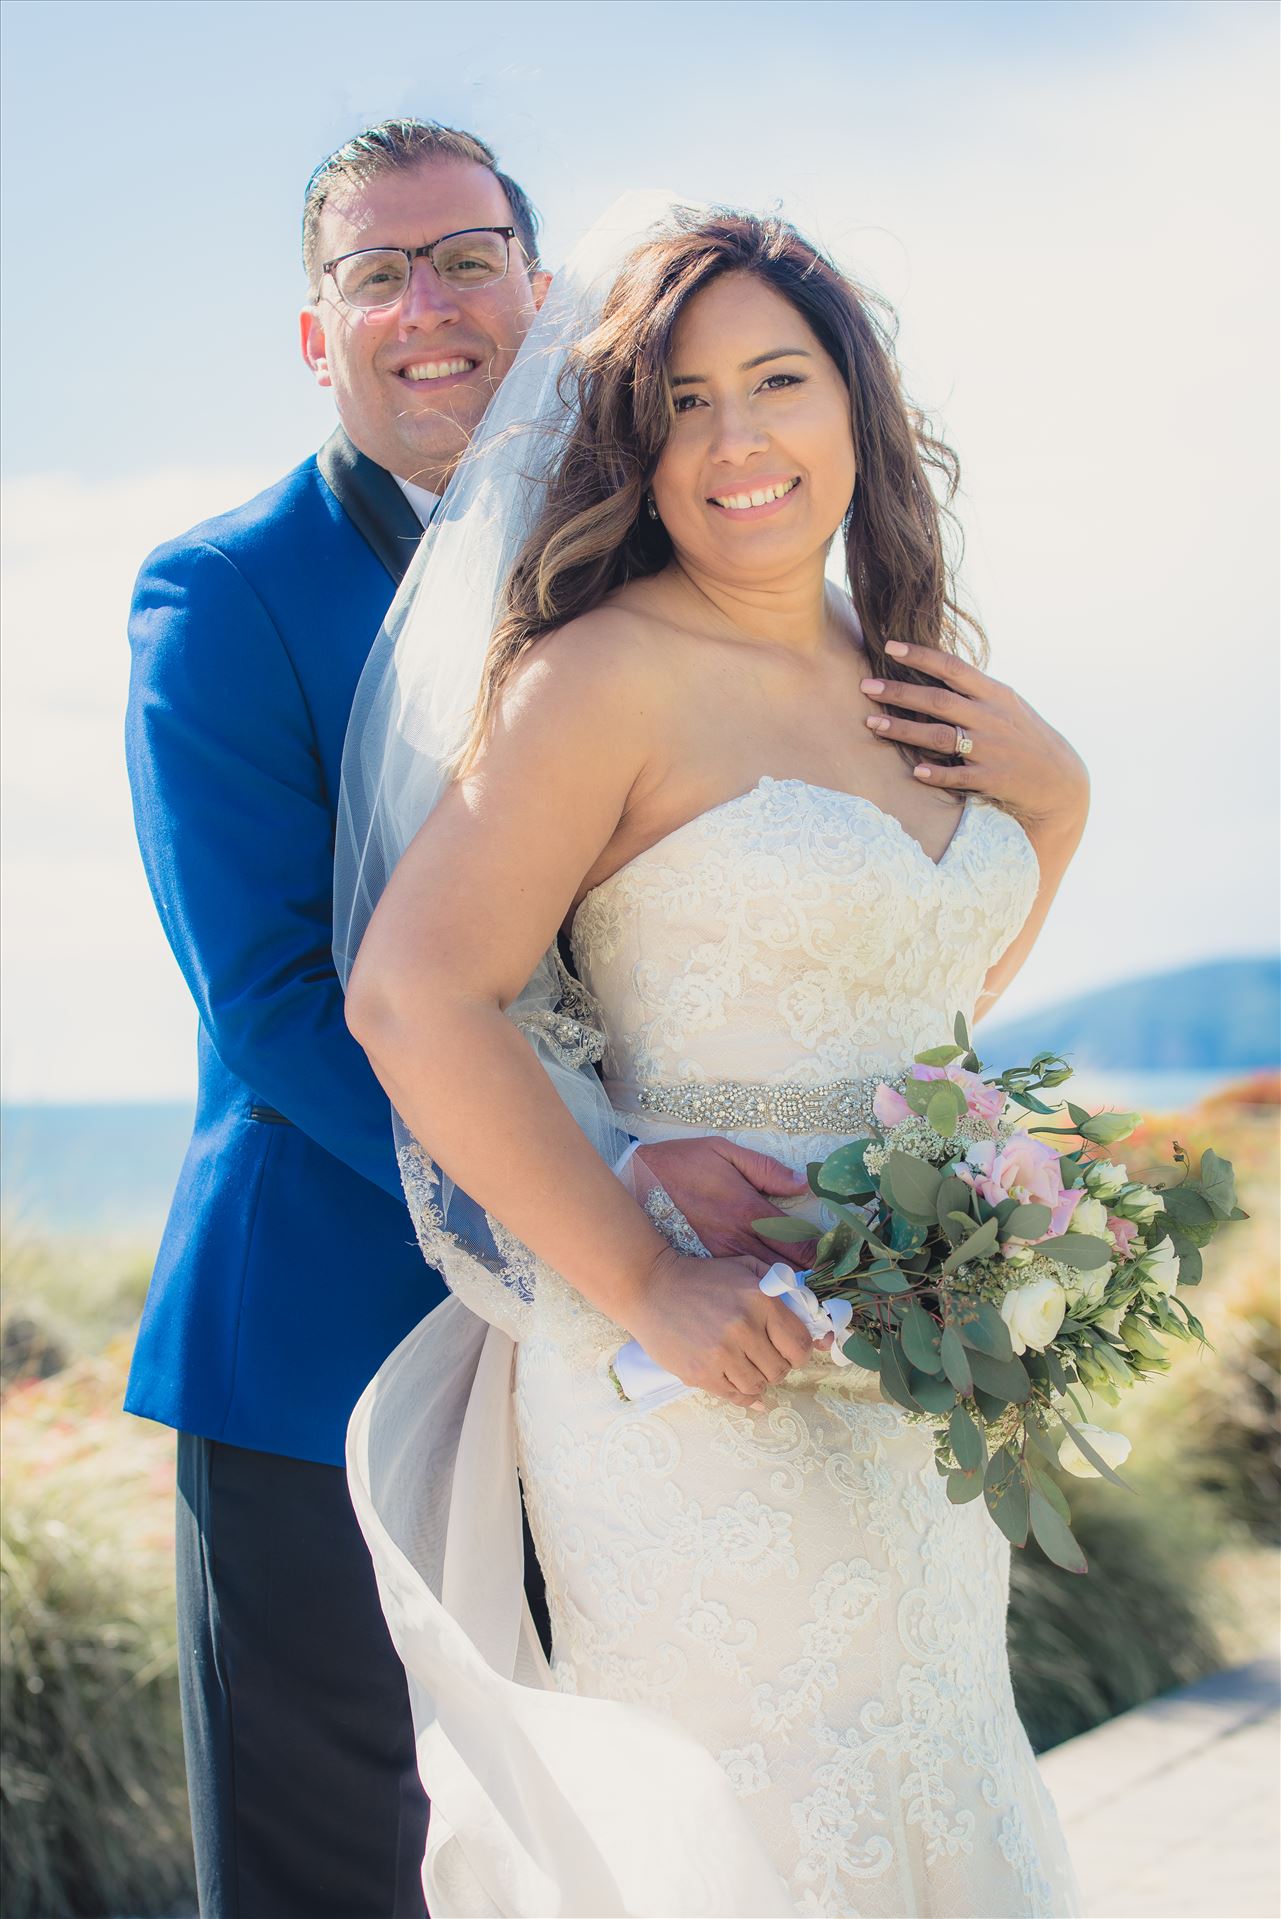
[320,227,521,309]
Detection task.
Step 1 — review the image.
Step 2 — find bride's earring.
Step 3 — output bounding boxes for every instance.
[645,493,659,522]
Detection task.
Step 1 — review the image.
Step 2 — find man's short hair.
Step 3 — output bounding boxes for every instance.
[302,117,541,290]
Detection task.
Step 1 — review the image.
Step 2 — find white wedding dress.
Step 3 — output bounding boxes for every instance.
[348,778,1082,1919]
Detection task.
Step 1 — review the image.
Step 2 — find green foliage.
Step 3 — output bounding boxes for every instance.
[1008,1474,1226,1752]
[1,1343,195,1918]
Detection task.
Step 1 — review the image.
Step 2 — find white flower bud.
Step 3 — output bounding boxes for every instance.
[1084,1159,1128,1202]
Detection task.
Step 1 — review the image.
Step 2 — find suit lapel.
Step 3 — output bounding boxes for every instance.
[316,427,425,585]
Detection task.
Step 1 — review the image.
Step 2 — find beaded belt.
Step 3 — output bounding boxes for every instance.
[623,1073,884,1137]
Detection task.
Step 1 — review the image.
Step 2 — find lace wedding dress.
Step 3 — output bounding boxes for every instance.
[347,779,1082,1918]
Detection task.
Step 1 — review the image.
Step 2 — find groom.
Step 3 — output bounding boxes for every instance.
[125,117,812,1918]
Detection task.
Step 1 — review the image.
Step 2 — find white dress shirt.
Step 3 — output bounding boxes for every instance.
[393,476,441,529]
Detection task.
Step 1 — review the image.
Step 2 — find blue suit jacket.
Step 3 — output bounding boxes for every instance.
[124,431,447,1466]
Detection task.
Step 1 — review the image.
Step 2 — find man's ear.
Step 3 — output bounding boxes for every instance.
[299,305,332,388]
[531,268,552,312]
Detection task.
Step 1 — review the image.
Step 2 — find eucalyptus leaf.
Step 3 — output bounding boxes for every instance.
[983,1448,1030,1546]
[966,1346,1031,1404]
[753,1215,821,1243]
[842,1331,881,1371]
[883,1151,943,1217]
[948,1405,985,1473]
[1023,1422,1061,1468]
[927,1084,967,1136]
[973,1386,1008,1422]
[940,1214,1001,1276]
[940,1324,974,1393]
[902,1077,938,1119]
[1034,1232,1112,1271]
[1002,1202,1053,1241]
[956,1300,1014,1362]
[953,1010,971,1050]
[1197,1148,1239,1219]
[946,1468,985,1504]
[1044,1346,1069,1393]
[862,1264,909,1294]
[1027,1462,1071,1520]
[1161,1188,1214,1229]
[1029,1487,1087,1572]
[908,1370,957,1414]
[818,1141,878,1199]
[878,1336,918,1411]
[936,1176,975,1236]
[915,1043,966,1067]
[815,1224,854,1266]
[888,1212,928,1255]
[899,1304,943,1373]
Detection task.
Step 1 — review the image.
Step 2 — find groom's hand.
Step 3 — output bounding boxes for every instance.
[634,1137,817,1266]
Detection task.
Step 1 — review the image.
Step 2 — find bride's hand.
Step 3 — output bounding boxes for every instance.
[860,639,1090,834]
[633,1137,817,1265]
[626,1247,821,1409]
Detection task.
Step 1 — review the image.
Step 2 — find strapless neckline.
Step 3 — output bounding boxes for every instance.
[571,777,1020,939]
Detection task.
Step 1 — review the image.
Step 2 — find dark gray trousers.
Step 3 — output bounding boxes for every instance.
[175,1434,429,1919]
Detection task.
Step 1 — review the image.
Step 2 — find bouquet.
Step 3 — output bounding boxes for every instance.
[744,1014,1247,1572]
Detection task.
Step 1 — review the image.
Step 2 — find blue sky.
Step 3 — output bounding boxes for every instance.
[1,0,1277,1098]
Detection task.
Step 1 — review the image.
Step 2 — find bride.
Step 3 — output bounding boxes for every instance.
[339,202,1087,1917]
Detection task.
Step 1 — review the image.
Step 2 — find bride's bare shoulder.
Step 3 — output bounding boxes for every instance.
[500,592,683,736]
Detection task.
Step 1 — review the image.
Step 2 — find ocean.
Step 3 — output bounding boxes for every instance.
[0,1066,1249,1244]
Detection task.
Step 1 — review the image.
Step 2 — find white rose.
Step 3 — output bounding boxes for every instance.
[1114,1183,1164,1226]
[1000,1244,1035,1268]
[1084,1159,1127,1202]
[1138,1235,1179,1293]
[1067,1195,1111,1240]
[1058,1425,1132,1479]
[1000,1277,1067,1355]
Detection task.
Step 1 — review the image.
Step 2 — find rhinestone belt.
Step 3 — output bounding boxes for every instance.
[628,1073,884,1137]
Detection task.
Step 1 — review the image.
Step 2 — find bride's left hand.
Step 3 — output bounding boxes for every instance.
[635,1137,817,1267]
[860,639,1090,832]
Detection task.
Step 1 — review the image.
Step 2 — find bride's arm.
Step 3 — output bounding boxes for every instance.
[345,627,815,1400]
[348,631,659,1316]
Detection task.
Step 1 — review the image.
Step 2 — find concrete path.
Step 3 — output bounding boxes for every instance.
[1038,1657,1281,1918]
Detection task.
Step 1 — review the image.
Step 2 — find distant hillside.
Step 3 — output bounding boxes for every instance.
[982,956,1280,1072]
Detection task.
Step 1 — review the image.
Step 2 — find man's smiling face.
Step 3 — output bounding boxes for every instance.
[300,157,546,488]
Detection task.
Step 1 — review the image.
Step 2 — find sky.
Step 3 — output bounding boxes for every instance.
[1,0,1277,1102]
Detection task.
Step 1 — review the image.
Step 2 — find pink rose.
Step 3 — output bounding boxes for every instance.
[873,1082,911,1127]
[945,1065,1006,1128]
[974,1133,1083,1239]
[1108,1215,1140,1261]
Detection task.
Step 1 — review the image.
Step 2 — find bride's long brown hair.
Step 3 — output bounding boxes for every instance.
[460,209,984,771]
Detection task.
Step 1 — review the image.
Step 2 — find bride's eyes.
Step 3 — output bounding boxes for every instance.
[671,374,804,415]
